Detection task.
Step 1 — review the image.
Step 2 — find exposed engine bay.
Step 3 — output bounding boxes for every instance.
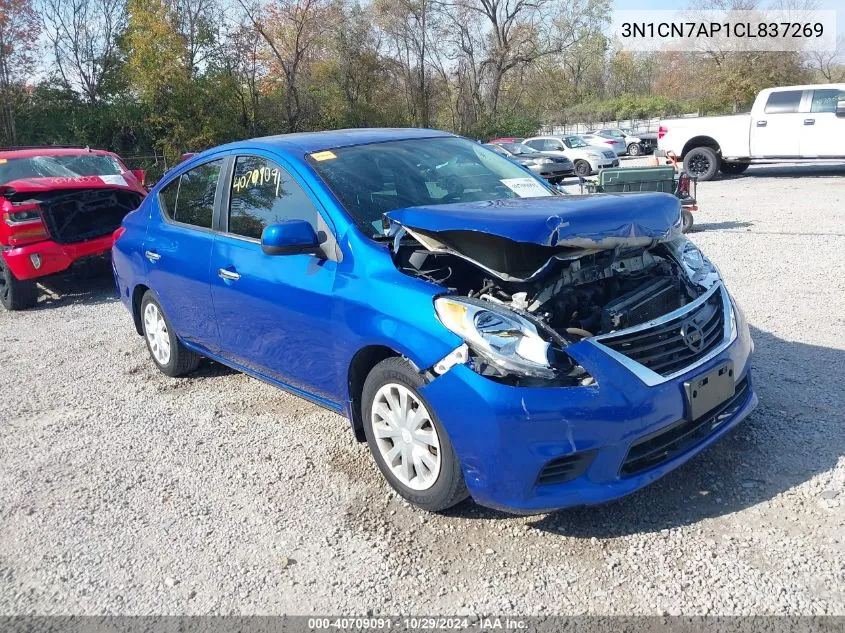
[393,230,713,385]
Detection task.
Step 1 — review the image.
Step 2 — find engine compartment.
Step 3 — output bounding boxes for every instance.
[394,239,703,343]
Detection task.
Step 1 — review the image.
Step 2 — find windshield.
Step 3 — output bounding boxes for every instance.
[308,137,554,237]
[0,154,124,185]
[499,143,532,155]
[564,136,588,149]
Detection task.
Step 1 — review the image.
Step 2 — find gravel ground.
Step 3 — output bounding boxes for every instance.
[1,163,844,616]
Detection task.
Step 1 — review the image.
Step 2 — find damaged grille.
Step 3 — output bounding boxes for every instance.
[603,150,616,158]
[620,376,750,476]
[40,189,142,244]
[597,286,726,378]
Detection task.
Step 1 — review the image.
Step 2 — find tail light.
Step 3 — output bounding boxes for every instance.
[678,173,689,196]
[658,125,668,140]
[2,203,49,246]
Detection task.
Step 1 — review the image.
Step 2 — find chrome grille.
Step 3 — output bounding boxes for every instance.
[596,285,728,378]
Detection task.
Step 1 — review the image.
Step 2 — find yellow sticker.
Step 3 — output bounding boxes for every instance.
[311,151,336,161]
[0,159,6,164]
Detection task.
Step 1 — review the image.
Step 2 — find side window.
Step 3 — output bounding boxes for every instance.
[524,139,543,151]
[764,90,802,114]
[545,139,564,151]
[228,155,319,240]
[810,89,845,113]
[157,160,222,229]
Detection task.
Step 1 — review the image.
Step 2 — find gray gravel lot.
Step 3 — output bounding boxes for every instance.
[1,163,844,615]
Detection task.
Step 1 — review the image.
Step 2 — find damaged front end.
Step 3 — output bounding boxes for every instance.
[3,187,143,245]
[387,194,724,387]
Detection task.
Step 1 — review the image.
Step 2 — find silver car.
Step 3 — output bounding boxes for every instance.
[523,135,619,177]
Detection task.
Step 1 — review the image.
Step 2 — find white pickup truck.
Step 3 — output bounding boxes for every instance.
[658,83,845,181]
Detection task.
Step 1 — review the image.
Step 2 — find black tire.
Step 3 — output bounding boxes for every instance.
[627,143,641,156]
[140,290,200,377]
[681,209,694,233]
[720,161,750,176]
[574,160,591,177]
[362,357,468,512]
[0,257,38,311]
[683,146,720,181]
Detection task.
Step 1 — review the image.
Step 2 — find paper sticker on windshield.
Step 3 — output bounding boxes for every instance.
[311,151,337,161]
[501,177,552,198]
[100,175,127,186]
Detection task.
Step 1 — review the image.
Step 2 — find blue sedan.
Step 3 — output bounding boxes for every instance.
[112,128,757,513]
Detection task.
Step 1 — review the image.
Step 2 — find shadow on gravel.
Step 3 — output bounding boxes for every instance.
[727,164,845,179]
[449,327,845,536]
[189,359,239,379]
[32,260,118,310]
[691,220,754,232]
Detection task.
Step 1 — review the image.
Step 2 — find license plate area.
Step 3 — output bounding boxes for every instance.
[684,361,735,421]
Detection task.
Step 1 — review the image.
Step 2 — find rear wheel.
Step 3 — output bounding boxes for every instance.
[140,290,200,377]
[574,160,591,177]
[720,161,750,176]
[362,357,468,512]
[684,146,720,181]
[0,257,38,311]
[627,142,641,156]
[681,209,694,233]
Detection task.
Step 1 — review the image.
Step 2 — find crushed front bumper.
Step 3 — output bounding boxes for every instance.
[1,233,115,281]
[419,293,757,514]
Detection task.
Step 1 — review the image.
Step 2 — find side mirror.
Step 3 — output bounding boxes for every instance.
[261,220,320,256]
[836,100,845,117]
[131,169,146,186]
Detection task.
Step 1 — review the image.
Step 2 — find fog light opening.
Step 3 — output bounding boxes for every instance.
[29,254,42,269]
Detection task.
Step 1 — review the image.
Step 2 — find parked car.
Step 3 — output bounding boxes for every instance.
[658,83,845,180]
[523,135,619,177]
[590,128,656,156]
[580,132,626,156]
[488,137,524,144]
[113,129,756,514]
[485,142,574,183]
[0,146,147,310]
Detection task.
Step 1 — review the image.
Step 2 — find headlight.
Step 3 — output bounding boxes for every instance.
[535,158,553,165]
[586,152,601,159]
[434,296,555,379]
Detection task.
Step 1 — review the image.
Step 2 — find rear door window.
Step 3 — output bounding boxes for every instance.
[227,155,320,240]
[810,89,845,113]
[158,160,222,229]
[764,90,803,114]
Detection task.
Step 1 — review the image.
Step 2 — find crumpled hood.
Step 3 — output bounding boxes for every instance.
[386,192,681,250]
[0,175,142,196]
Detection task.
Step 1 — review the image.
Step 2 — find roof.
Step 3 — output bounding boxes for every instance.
[0,147,117,159]
[215,127,456,157]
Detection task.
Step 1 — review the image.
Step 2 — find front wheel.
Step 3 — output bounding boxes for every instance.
[574,160,591,177]
[627,143,641,156]
[140,290,201,377]
[684,147,720,181]
[362,357,468,512]
[0,257,38,311]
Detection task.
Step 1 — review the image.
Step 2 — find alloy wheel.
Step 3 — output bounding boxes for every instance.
[371,383,442,491]
[143,302,171,365]
[687,154,710,177]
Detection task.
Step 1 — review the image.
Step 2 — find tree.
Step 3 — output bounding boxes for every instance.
[0,0,39,143]
[39,0,125,103]
[807,35,845,83]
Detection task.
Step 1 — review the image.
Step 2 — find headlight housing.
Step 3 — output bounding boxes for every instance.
[434,296,555,379]
[535,158,553,165]
[586,152,601,159]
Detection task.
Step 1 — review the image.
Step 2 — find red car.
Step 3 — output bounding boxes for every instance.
[0,147,147,310]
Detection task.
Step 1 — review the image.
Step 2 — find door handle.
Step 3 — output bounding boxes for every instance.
[218,268,240,281]
[804,118,815,125]
[144,250,161,262]
[756,120,767,127]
